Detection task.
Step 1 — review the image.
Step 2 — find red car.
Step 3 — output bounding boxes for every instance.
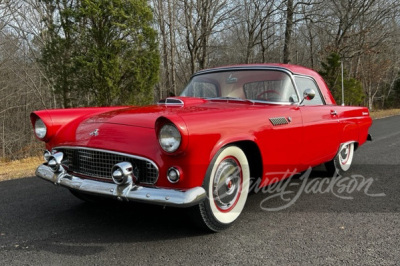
[31,64,372,231]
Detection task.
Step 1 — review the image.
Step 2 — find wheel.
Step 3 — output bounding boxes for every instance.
[191,146,250,232]
[325,142,355,176]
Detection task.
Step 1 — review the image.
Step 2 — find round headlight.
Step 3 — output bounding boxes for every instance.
[35,119,47,139]
[158,124,181,153]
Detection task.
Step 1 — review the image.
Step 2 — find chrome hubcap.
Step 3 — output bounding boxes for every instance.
[340,145,350,165]
[213,157,242,211]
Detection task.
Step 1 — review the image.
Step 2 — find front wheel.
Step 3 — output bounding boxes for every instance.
[191,146,250,232]
[325,142,355,176]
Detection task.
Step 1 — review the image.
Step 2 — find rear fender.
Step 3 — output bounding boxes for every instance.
[339,122,359,151]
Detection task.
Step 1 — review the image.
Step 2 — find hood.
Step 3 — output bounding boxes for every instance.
[38,96,291,152]
[80,97,260,129]
[46,96,261,149]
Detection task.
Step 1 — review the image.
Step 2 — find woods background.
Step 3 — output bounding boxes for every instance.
[1,0,400,161]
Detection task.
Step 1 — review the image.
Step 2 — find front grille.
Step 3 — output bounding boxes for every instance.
[57,147,158,184]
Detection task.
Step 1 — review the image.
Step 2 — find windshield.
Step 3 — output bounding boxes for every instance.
[180,70,299,103]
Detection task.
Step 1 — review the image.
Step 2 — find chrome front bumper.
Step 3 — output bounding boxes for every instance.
[36,164,206,207]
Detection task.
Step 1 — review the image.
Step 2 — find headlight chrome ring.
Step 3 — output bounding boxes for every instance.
[158,124,181,153]
[34,119,47,139]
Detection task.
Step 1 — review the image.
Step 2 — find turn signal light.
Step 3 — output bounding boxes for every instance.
[167,167,181,183]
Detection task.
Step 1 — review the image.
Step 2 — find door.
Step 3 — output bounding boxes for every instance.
[242,73,303,185]
[295,76,340,166]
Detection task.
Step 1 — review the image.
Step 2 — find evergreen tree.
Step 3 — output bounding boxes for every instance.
[41,0,159,107]
[319,53,364,106]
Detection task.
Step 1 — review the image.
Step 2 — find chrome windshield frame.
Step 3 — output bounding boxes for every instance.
[182,66,302,105]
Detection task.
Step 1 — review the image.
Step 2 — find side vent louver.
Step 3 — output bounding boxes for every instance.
[269,117,289,126]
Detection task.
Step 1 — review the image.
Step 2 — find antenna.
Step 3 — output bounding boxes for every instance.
[341,60,345,106]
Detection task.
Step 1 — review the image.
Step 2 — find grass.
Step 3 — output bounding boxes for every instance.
[1,109,400,182]
[369,108,400,119]
[0,156,43,182]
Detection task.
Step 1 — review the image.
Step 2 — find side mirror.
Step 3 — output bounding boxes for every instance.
[299,88,316,105]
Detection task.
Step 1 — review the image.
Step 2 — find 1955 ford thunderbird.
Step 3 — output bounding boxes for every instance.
[31,64,372,231]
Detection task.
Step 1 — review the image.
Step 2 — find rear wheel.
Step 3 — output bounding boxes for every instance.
[325,142,355,176]
[191,146,250,232]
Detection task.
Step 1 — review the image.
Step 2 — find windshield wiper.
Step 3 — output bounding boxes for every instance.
[209,96,244,100]
[208,97,254,104]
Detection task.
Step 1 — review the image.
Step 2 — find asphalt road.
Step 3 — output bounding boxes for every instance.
[1,116,399,265]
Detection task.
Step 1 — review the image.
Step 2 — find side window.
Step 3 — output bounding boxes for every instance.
[295,76,324,105]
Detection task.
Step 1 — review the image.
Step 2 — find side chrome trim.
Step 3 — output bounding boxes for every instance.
[36,164,206,208]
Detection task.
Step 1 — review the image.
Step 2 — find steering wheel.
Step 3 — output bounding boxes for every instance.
[256,90,281,101]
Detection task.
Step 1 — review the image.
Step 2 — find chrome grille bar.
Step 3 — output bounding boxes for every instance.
[56,147,158,185]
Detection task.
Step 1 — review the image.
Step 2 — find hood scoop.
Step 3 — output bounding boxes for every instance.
[158,97,184,106]
[157,97,207,107]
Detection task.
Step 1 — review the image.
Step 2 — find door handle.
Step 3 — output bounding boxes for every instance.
[330,110,337,116]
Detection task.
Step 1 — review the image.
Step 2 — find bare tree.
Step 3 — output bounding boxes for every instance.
[178,0,235,74]
[283,0,294,63]
[153,0,179,98]
[320,0,399,109]
[0,0,53,160]
[232,0,278,63]
[282,0,322,63]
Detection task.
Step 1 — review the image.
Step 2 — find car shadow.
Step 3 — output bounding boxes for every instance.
[32,200,207,255]
[0,178,212,256]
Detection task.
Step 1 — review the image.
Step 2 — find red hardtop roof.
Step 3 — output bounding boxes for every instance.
[197,63,318,76]
[194,63,336,105]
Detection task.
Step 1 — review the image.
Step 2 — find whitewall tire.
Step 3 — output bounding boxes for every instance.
[192,146,250,232]
[325,142,355,175]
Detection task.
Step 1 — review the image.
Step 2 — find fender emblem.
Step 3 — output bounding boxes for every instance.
[89,129,99,137]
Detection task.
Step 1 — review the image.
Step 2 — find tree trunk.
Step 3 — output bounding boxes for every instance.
[199,0,209,70]
[283,0,294,64]
[168,0,177,95]
[368,94,373,111]
[158,0,169,99]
